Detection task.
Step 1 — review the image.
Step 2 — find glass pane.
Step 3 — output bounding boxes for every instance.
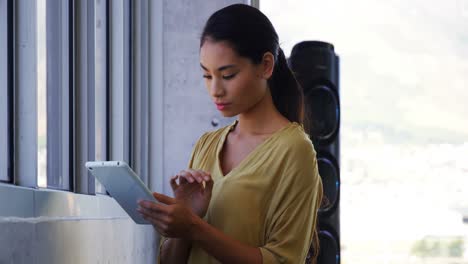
[0,0,9,182]
[46,0,71,190]
[37,0,47,188]
[95,0,108,193]
[262,1,468,263]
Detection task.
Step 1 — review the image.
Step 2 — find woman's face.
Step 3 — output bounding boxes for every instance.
[199,40,271,117]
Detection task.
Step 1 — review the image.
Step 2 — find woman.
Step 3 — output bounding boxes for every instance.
[137,4,323,264]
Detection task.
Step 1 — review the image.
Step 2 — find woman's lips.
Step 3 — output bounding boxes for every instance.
[215,103,230,110]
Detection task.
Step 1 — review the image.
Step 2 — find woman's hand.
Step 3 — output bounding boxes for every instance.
[137,193,198,239]
[171,169,214,218]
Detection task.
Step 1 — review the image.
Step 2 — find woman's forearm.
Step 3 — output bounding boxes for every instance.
[160,238,191,264]
[189,216,262,264]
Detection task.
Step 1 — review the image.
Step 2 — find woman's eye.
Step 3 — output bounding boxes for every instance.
[203,74,236,80]
[223,74,236,80]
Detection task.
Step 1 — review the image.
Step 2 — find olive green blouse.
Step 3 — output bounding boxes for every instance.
[158,119,323,264]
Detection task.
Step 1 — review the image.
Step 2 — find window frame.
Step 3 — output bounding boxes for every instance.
[15,0,40,187]
[131,0,149,185]
[8,0,13,184]
[0,0,12,183]
[93,0,109,194]
[148,0,164,194]
[109,0,132,166]
[74,0,97,194]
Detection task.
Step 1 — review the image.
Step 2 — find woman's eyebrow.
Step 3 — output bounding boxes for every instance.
[200,63,236,72]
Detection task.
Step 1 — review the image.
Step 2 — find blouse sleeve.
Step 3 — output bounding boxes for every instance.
[259,141,324,264]
[157,132,209,264]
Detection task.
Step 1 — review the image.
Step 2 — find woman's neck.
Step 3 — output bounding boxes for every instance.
[235,90,290,137]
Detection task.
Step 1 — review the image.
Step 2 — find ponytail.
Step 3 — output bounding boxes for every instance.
[268,48,310,132]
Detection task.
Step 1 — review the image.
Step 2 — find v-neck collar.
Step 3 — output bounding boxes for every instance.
[216,119,297,178]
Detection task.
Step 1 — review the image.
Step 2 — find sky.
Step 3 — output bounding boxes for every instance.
[261,0,468,145]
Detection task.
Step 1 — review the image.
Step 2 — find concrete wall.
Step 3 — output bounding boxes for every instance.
[0,185,157,264]
[0,0,250,263]
[0,219,156,264]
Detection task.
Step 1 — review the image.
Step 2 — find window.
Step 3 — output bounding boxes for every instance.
[262,1,468,263]
[35,0,73,190]
[0,0,11,183]
[26,0,110,193]
[37,0,47,187]
[15,0,41,187]
[131,0,150,184]
[74,0,110,194]
[42,0,73,190]
[109,0,132,166]
[94,0,109,193]
[9,0,142,194]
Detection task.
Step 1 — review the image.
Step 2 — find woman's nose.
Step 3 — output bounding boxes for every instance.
[210,79,225,97]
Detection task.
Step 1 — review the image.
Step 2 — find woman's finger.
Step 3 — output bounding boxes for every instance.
[153,192,177,205]
[179,170,196,183]
[193,169,211,182]
[178,174,188,185]
[138,199,170,214]
[138,206,168,223]
[186,169,205,183]
[201,171,212,182]
[203,176,214,195]
[170,175,179,191]
[177,172,189,185]
[138,209,169,235]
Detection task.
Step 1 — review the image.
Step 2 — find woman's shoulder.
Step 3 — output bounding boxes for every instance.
[278,122,317,157]
[271,123,321,193]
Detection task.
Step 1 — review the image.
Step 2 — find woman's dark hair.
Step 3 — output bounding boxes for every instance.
[200,4,311,132]
[200,4,318,263]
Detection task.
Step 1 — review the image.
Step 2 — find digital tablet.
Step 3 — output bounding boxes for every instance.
[85,160,157,225]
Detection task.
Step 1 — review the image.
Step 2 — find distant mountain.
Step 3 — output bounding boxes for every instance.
[343,122,468,145]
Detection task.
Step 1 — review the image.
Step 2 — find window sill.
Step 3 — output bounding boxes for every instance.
[0,183,128,221]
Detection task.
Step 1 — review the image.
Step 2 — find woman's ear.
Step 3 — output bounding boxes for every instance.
[260,52,275,79]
